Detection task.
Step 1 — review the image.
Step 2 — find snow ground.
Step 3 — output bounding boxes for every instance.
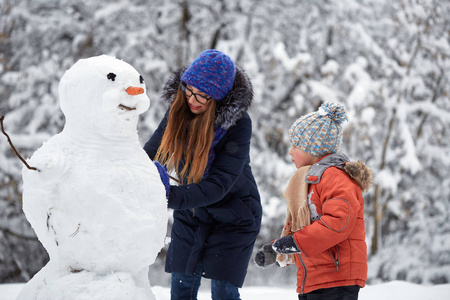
[2,281,450,300]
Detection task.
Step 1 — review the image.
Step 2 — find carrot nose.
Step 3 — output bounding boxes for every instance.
[126,87,144,95]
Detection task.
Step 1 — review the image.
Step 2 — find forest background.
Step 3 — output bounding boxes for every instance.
[1,0,449,287]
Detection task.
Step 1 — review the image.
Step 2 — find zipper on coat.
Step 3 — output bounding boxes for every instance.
[329,246,340,271]
[297,253,307,295]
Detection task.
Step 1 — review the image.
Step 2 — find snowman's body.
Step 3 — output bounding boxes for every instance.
[18,55,167,300]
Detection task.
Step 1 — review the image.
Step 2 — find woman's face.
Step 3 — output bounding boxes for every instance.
[183,84,212,114]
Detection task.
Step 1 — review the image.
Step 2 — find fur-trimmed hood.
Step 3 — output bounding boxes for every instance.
[306,153,373,192]
[161,66,253,130]
[343,160,373,192]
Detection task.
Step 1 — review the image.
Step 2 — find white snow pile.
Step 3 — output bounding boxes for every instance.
[16,55,168,300]
[3,281,450,300]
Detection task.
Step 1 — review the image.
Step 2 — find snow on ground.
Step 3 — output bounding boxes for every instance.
[2,281,450,300]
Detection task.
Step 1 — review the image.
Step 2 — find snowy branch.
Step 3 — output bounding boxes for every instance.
[0,115,39,172]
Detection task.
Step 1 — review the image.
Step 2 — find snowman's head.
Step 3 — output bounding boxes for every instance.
[59,55,150,138]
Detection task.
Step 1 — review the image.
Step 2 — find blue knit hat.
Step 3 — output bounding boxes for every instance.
[289,102,348,157]
[181,49,236,101]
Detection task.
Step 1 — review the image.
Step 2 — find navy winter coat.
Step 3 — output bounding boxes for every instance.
[144,67,262,287]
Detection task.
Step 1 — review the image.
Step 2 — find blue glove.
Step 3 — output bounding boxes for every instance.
[272,235,300,254]
[154,161,170,198]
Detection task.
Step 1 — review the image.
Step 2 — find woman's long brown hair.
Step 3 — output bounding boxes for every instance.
[154,86,216,184]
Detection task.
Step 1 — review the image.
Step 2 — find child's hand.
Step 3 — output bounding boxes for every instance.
[272,235,301,254]
[254,241,278,268]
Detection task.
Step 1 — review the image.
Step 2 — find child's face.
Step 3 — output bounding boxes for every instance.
[289,146,317,169]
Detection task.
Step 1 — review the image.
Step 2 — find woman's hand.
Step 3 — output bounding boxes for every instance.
[154,161,170,198]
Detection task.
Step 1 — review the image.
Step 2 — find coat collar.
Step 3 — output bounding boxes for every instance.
[306,153,373,192]
[161,66,253,130]
[306,153,350,184]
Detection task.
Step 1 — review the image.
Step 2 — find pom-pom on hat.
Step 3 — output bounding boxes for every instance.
[289,101,348,157]
[181,49,236,101]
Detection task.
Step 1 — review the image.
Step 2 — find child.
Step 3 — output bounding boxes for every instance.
[255,102,372,300]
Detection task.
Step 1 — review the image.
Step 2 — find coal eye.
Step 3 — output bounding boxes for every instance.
[139,75,144,84]
[107,73,116,81]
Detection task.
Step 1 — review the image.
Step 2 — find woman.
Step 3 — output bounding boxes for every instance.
[144,49,262,300]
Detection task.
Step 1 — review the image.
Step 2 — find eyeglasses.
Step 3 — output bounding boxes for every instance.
[180,82,212,105]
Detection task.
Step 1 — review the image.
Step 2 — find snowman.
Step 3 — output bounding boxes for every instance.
[17,55,168,300]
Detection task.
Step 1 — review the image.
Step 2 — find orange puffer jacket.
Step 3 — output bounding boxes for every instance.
[292,153,372,295]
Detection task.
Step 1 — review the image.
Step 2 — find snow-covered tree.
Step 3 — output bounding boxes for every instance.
[1,0,449,285]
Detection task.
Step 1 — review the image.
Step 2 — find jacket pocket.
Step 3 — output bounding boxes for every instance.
[308,246,340,272]
[328,246,340,272]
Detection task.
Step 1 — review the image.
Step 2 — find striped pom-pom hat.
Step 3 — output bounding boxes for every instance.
[289,101,348,157]
[181,49,236,101]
